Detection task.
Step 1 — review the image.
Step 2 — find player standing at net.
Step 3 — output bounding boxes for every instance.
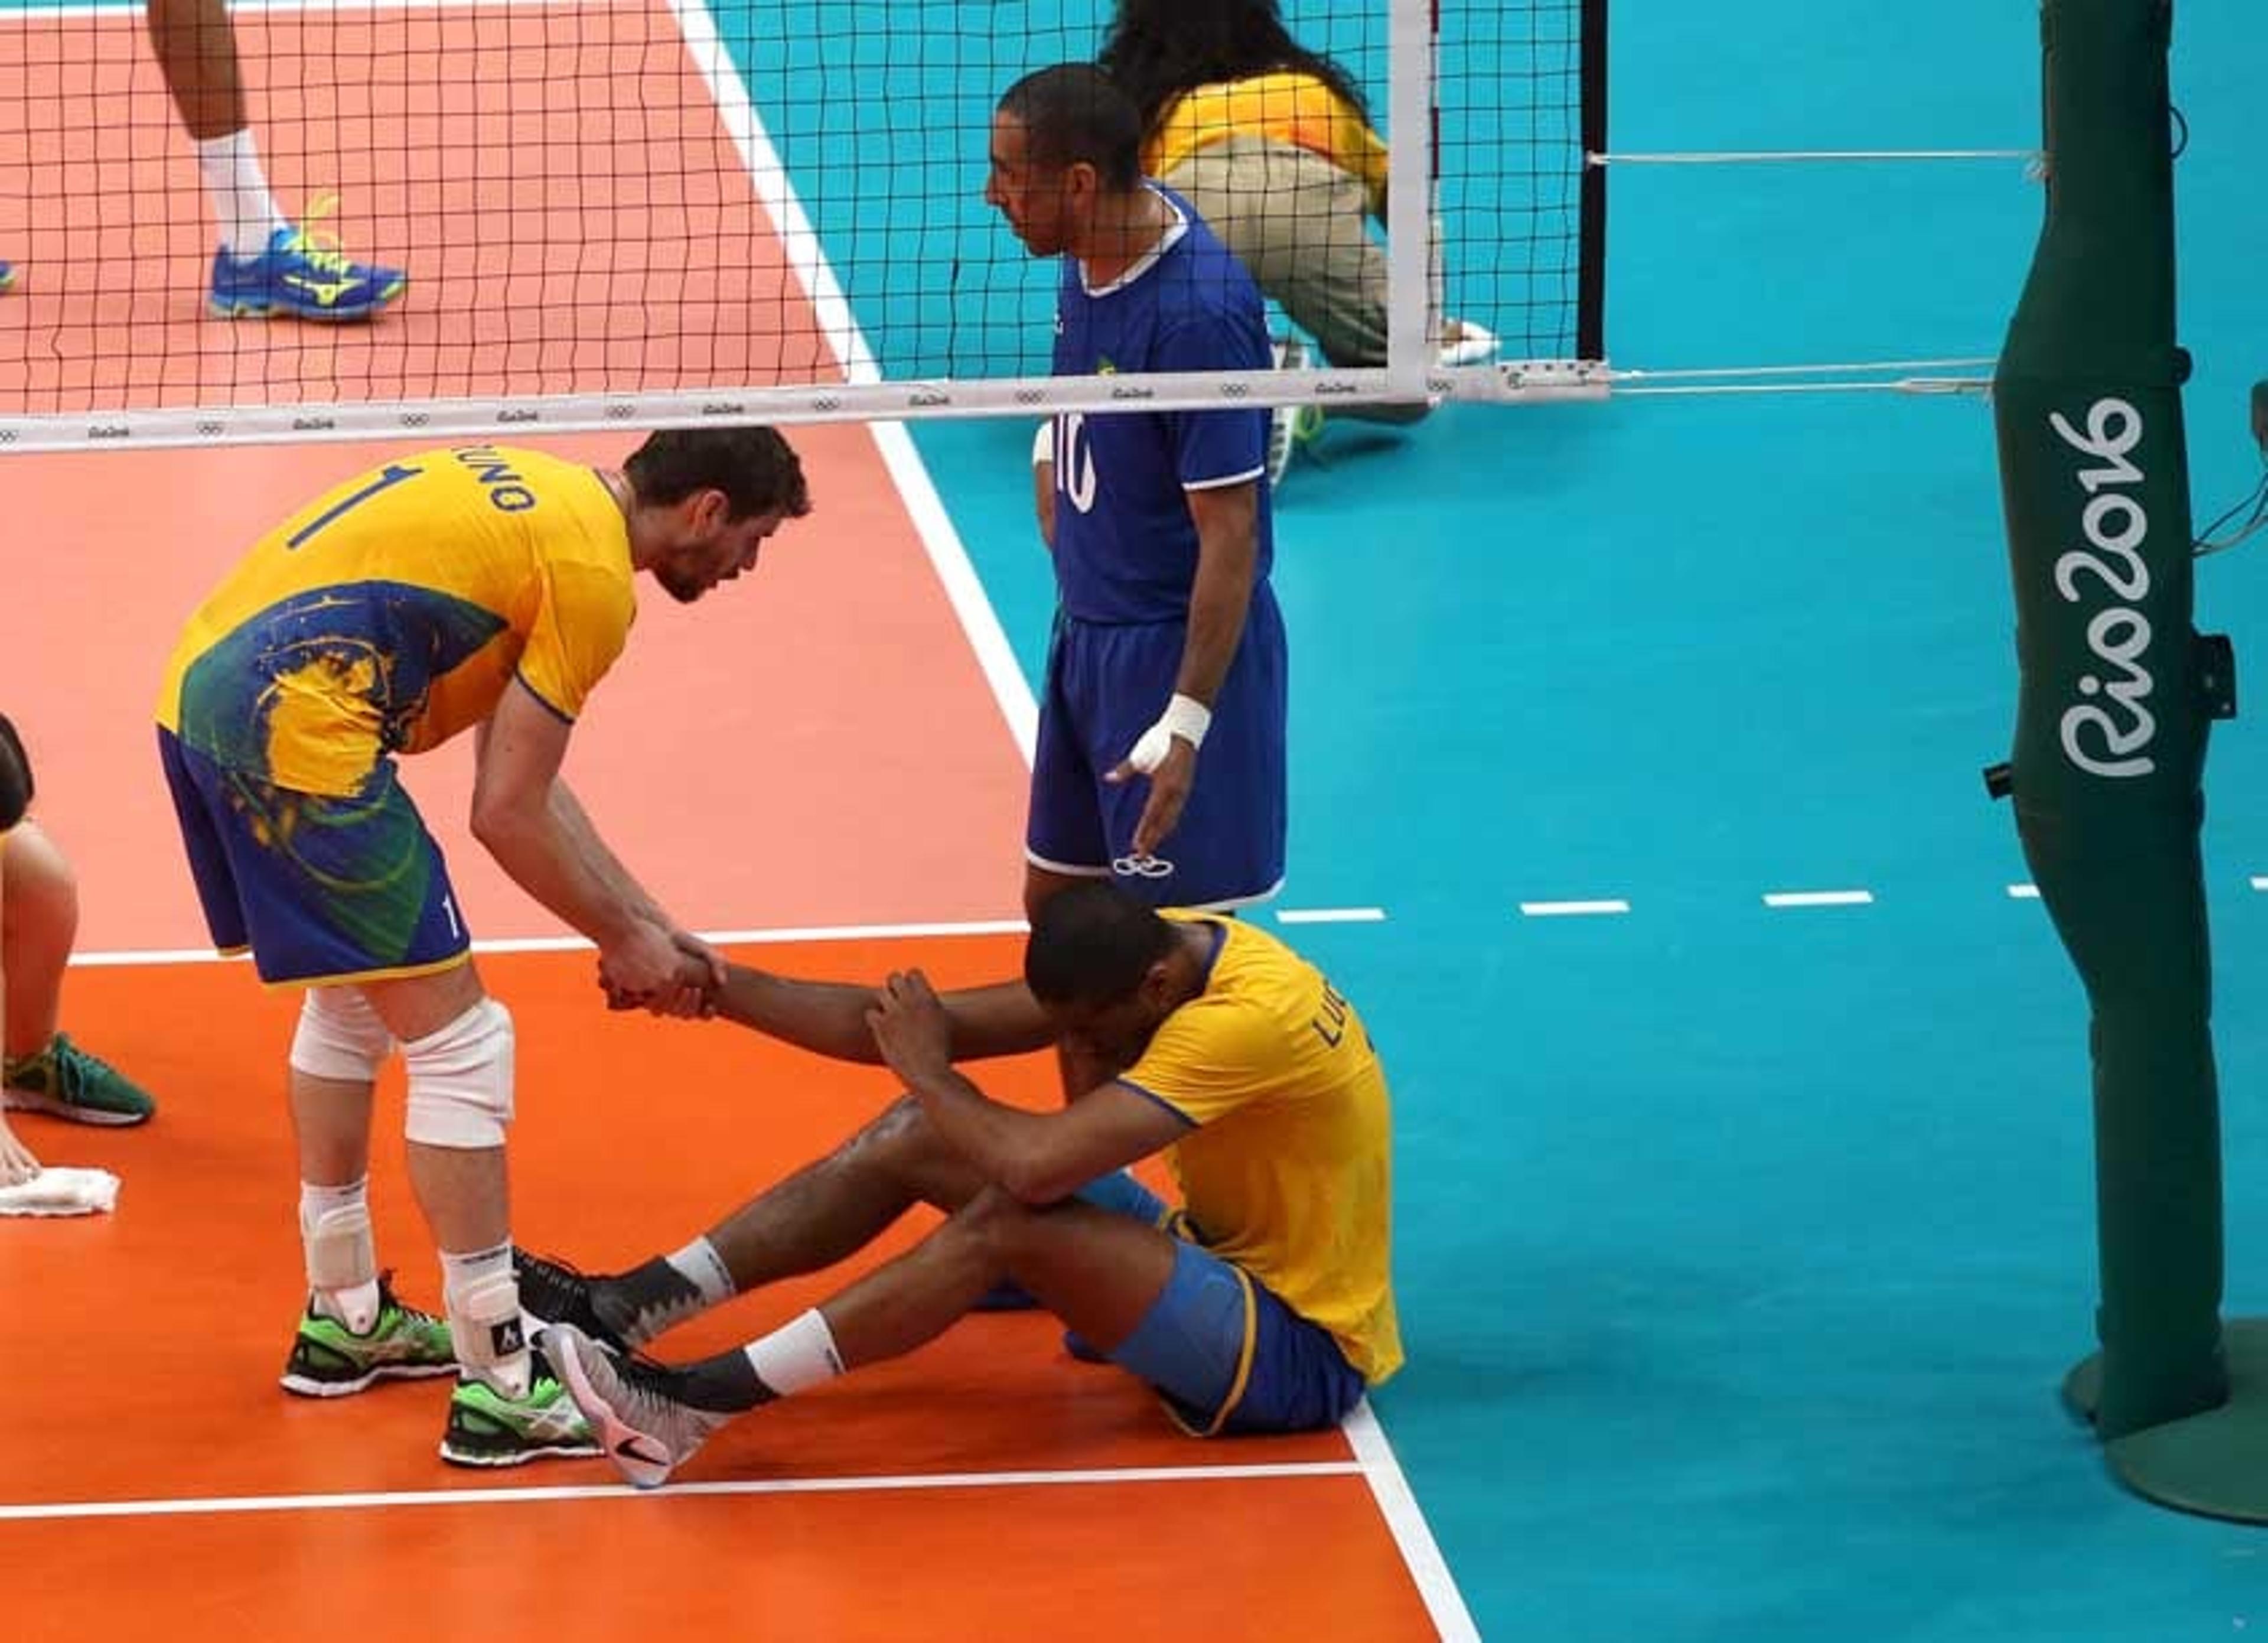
[153,429,809,1466]
[990,63,1288,919]
[1098,0,1497,475]
[1,0,404,319]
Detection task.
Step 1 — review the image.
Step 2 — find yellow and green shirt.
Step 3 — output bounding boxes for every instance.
[157,446,636,796]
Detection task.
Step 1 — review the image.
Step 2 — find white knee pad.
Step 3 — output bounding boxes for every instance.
[290,987,395,1084]
[403,998,516,1149]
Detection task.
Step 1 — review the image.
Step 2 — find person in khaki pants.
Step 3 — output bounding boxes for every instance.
[1099,0,1495,470]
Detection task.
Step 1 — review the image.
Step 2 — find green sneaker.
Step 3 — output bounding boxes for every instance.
[3,1034,157,1126]
[439,1350,601,1468]
[281,1274,457,1397]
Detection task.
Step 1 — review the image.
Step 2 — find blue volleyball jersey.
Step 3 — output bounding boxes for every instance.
[1047,188,1275,625]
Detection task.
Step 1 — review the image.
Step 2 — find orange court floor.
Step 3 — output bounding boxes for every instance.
[1,942,1438,1640]
[0,350,1445,1643]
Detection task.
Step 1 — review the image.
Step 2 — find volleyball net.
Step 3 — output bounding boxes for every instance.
[0,0,1607,451]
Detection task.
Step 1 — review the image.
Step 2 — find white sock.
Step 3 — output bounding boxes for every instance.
[299,1177,380,1332]
[665,1237,737,1307]
[195,129,288,258]
[442,1241,530,1400]
[741,1308,845,1399]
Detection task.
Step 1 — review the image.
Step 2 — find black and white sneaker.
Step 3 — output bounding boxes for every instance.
[512,1248,635,1356]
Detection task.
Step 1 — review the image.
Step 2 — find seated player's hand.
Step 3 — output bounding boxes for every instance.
[669,928,729,993]
[864,969,956,1087]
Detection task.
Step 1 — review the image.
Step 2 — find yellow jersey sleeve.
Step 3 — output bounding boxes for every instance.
[515,549,636,723]
[1123,993,1286,1126]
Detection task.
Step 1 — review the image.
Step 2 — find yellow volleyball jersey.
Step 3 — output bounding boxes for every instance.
[1145,71,1390,218]
[1123,913,1403,1384]
[156,446,636,796]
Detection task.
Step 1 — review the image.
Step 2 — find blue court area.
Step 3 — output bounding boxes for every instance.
[744,1,2268,1635]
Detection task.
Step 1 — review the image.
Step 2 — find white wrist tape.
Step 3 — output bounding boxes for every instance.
[1123,694,1213,775]
[1032,421,1054,466]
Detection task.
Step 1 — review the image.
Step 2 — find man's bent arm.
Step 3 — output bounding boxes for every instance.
[903,1068,1190,1205]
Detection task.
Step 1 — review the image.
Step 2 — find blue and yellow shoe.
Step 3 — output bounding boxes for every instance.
[0,260,15,293]
[210,197,405,323]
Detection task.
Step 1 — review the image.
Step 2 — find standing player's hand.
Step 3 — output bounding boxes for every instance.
[865,970,954,1085]
[1106,736,1197,859]
[598,918,697,1013]
[600,948,715,1017]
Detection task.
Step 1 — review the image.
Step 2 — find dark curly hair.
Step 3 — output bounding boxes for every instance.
[1097,0,1373,138]
[624,427,812,522]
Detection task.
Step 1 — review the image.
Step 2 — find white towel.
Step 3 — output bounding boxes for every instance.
[0,1166,120,1216]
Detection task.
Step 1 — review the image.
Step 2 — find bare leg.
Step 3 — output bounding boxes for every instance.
[821,1187,1178,1369]
[148,0,299,266]
[288,1068,374,1187]
[533,1094,1009,1349]
[149,0,406,320]
[363,961,506,1252]
[0,866,33,1182]
[702,1095,989,1289]
[146,0,245,141]
[0,821,76,1063]
[550,1189,1184,1486]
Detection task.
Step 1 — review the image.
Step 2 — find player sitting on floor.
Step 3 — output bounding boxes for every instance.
[524,880,1401,1488]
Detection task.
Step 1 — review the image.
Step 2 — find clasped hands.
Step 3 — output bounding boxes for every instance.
[598,919,724,1019]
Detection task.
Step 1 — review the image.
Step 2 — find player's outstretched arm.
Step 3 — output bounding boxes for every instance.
[702,965,1057,1066]
[471,681,692,1000]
